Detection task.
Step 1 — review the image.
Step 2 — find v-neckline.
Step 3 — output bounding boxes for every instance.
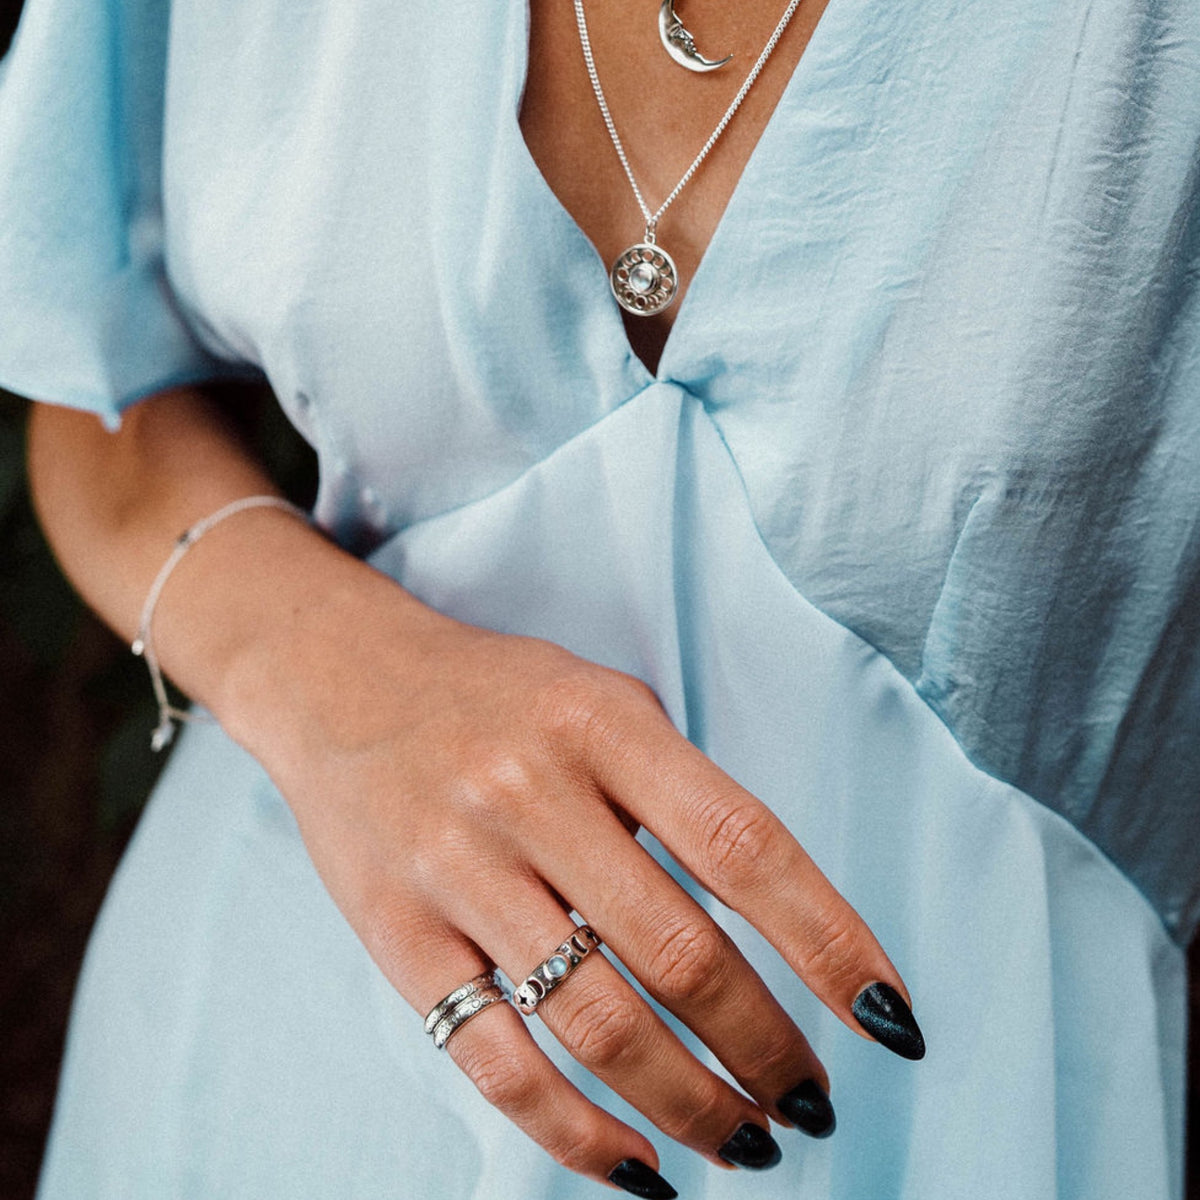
[511,0,846,383]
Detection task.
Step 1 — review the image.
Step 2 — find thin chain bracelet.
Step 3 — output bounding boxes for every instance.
[131,495,312,751]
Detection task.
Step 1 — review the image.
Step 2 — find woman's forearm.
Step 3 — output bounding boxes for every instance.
[24,388,433,742]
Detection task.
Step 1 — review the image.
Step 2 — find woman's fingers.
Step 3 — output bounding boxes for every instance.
[411,942,677,1197]
[454,885,783,1170]
[291,642,920,1192]
[528,805,836,1134]
[585,693,925,1059]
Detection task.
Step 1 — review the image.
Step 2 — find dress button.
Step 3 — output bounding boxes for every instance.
[360,486,390,525]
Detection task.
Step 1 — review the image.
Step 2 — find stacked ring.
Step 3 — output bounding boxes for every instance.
[424,970,507,1050]
[513,924,602,1015]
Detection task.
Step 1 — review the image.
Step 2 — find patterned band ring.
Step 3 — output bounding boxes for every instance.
[512,924,603,1016]
[424,971,499,1035]
[431,987,507,1050]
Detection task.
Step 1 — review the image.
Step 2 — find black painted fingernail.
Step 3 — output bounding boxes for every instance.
[852,982,926,1060]
[777,1078,836,1138]
[717,1122,782,1170]
[607,1158,678,1199]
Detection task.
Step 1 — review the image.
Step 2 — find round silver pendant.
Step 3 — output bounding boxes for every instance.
[610,243,679,316]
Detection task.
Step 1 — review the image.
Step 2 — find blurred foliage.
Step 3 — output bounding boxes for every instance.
[0,0,19,56]
[0,397,82,667]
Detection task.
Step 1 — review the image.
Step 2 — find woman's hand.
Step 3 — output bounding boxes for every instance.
[28,390,922,1196]
[226,570,922,1193]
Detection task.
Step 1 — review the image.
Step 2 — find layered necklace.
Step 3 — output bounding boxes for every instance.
[573,0,804,317]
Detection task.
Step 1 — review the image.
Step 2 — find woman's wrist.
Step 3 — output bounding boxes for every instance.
[145,504,357,740]
[187,513,451,764]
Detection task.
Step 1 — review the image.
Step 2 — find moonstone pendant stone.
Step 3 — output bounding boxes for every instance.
[546,955,570,979]
[628,262,657,293]
[610,242,679,316]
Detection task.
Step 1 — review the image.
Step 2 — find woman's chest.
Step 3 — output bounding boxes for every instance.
[519,0,831,371]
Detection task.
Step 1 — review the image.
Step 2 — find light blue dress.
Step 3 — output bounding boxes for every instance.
[1,0,1198,1196]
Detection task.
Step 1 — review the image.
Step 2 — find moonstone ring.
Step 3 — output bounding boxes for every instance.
[512,925,602,1015]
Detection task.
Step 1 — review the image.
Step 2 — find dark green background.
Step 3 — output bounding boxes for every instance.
[0,2,1195,1197]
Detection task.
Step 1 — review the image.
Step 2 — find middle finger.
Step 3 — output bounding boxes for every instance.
[456,880,784,1170]
[529,802,837,1137]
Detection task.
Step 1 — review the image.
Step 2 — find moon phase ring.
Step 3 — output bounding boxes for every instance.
[513,925,602,1015]
[424,970,507,1050]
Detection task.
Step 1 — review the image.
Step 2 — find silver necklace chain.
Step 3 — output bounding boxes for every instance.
[573,0,804,243]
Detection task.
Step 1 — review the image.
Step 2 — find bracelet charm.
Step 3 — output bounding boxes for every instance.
[132,495,311,751]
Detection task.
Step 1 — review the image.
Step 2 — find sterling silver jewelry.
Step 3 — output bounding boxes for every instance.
[658,0,733,73]
[423,972,500,1034]
[131,495,310,751]
[513,924,602,1015]
[574,0,804,316]
[425,971,508,1050]
[430,989,506,1049]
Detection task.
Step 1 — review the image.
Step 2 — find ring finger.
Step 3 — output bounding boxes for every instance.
[408,935,674,1196]
[459,882,784,1171]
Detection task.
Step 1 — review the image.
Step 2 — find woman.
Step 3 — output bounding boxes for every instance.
[2,0,1197,1196]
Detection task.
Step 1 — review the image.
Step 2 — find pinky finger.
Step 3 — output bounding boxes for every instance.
[445,996,678,1198]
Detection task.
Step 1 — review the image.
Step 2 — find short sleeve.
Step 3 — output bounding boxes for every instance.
[0,0,248,427]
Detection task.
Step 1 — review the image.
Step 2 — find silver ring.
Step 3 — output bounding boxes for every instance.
[431,989,506,1049]
[424,971,498,1035]
[512,924,602,1016]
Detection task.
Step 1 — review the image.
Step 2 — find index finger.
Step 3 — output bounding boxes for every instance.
[591,710,926,1061]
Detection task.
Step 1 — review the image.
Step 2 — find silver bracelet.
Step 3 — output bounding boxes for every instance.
[131,495,311,751]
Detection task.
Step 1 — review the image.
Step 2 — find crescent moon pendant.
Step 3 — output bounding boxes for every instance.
[658,0,733,73]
